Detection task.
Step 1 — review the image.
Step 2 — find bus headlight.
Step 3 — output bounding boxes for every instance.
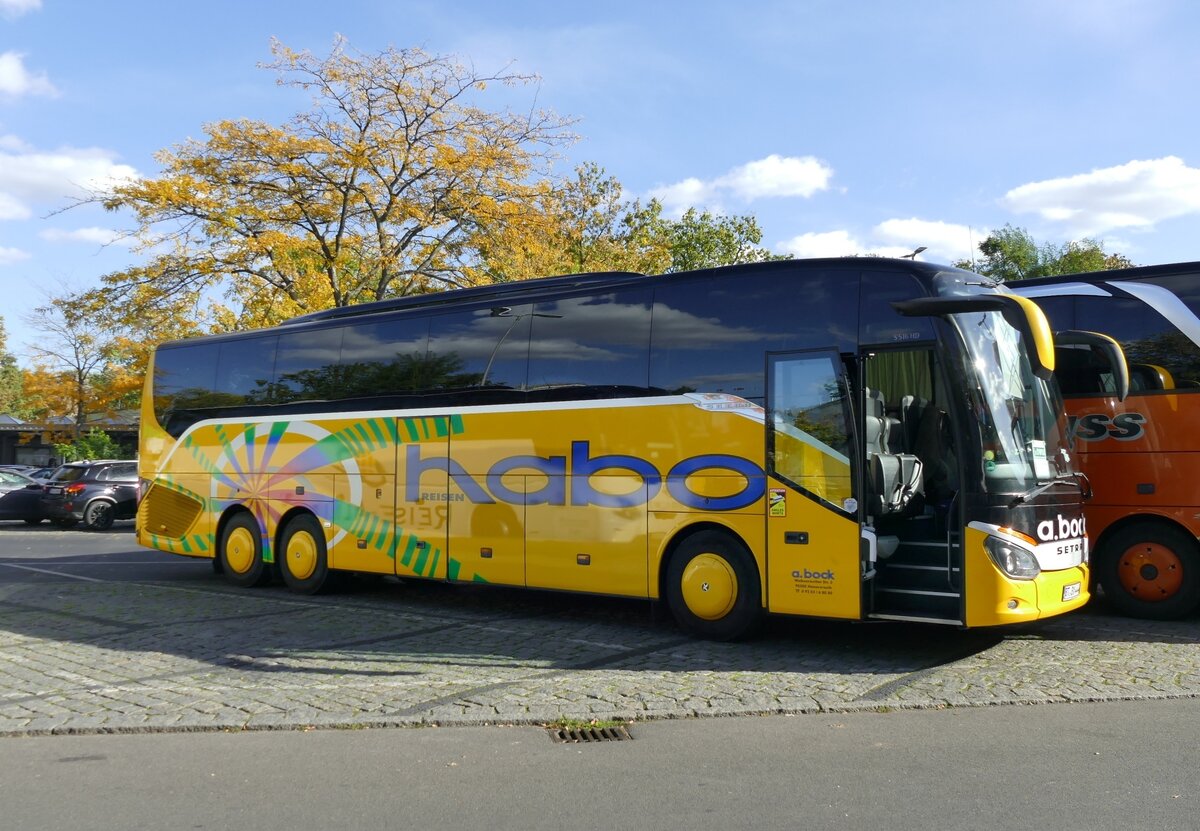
[984,536,1040,580]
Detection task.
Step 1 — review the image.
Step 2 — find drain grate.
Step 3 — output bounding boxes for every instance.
[549,725,633,744]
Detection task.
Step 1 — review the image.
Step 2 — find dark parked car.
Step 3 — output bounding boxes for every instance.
[0,469,45,524]
[40,460,139,531]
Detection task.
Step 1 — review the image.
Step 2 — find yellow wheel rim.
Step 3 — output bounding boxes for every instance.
[680,553,737,620]
[286,530,319,581]
[226,526,256,575]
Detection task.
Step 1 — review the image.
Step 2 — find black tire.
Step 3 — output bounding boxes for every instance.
[665,530,763,640]
[23,517,44,526]
[218,513,271,588]
[279,514,332,595]
[82,500,115,531]
[1096,523,1200,620]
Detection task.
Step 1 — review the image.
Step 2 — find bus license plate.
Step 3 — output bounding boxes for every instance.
[1062,582,1081,602]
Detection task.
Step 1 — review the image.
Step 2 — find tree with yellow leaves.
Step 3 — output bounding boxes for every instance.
[91,37,577,331]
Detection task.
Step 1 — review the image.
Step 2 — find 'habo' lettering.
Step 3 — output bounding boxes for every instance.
[403,441,765,511]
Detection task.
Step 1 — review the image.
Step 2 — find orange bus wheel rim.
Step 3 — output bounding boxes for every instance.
[225,527,257,575]
[1117,542,1184,601]
[287,530,318,581]
[680,553,737,621]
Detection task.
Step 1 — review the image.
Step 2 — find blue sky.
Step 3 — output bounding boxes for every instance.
[2,0,1199,360]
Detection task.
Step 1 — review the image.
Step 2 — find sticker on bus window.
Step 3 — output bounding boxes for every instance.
[769,488,786,517]
[1031,439,1051,479]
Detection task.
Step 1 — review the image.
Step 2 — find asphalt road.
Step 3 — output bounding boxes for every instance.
[2,698,1198,831]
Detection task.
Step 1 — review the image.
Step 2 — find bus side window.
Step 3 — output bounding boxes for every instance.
[1074,293,1200,393]
[527,289,652,394]
[215,336,277,406]
[426,306,530,392]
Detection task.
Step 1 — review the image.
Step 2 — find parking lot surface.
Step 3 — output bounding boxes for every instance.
[1,524,1197,736]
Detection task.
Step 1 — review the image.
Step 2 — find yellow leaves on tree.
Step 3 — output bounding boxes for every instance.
[96,36,578,331]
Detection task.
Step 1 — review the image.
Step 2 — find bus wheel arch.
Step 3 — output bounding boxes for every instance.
[216,508,272,588]
[662,525,764,641]
[276,509,333,595]
[1095,518,1200,619]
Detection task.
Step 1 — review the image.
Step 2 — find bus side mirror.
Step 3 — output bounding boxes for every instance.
[1054,330,1130,402]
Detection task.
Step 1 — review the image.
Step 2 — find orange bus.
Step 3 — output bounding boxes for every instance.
[1015,262,1200,618]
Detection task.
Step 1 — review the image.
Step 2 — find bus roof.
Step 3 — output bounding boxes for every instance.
[1014,260,1200,289]
[154,257,958,350]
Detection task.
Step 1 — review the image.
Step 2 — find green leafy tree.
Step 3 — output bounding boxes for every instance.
[956,224,1136,281]
[663,207,789,273]
[0,317,31,419]
[473,163,787,280]
[54,428,126,462]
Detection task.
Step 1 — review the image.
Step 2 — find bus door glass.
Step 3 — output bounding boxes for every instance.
[765,350,861,618]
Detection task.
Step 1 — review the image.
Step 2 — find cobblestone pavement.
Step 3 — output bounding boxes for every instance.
[0,525,1197,735]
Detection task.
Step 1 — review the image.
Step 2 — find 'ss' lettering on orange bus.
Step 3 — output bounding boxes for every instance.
[1015,262,1200,618]
[137,258,1090,638]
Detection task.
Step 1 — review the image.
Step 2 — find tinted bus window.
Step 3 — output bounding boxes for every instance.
[337,317,430,398]
[860,270,935,345]
[426,304,531,390]
[152,342,220,426]
[527,290,652,392]
[214,336,278,405]
[272,326,346,403]
[1073,293,1200,391]
[650,267,857,403]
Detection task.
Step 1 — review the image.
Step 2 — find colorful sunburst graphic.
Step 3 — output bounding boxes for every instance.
[158,415,464,573]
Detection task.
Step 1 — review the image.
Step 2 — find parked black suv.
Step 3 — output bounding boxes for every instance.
[40,460,139,531]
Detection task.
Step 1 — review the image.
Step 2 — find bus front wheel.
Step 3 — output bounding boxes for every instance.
[279,514,332,595]
[1097,523,1200,619]
[218,513,271,588]
[665,531,763,641]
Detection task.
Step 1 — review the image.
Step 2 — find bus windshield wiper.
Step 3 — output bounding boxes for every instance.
[1009,473,1084,507]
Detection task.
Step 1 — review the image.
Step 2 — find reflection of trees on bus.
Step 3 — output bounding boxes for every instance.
[1122,332,1200,388]
[262,353,482,403]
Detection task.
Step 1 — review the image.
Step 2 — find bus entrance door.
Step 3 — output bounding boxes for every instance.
[765,351,862,619]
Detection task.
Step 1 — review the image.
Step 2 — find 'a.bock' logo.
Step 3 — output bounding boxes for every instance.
[1036,513,1086,543]
[404,441,765,511]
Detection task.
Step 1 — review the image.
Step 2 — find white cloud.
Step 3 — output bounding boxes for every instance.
[0,136,139,220]
[1003,156,1200,236]
[777,229,863,258]
[0,192,30,220]
[0,0,40,18]
[0,51,57,98]
[0,245,31,265]
[873,218,986,263]
[715,155,834,200]
[649,154,834,217]
[778,218,985,263]
[39,227,131,246]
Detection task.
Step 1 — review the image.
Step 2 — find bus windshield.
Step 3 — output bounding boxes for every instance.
[949,308,1075,493]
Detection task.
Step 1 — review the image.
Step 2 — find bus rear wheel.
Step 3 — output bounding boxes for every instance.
[279,514,332,595]
[1098,523,1200,619]
[218,513,271,588]
[665,530,763,641]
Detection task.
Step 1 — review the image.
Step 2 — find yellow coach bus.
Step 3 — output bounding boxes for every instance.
[137,258,1090,638]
